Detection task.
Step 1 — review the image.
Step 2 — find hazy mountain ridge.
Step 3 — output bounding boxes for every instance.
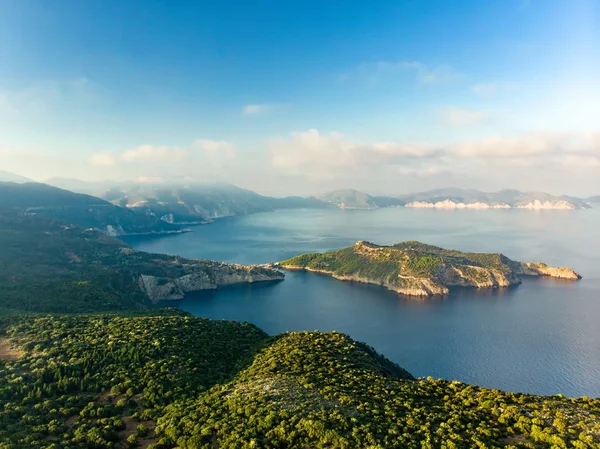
[47,178,332,222]
[587,196,600,204]
[313,188,590,210]
[0,182,182,236]
[44,176,594,215]
[399,188,590,210]
[317,189,405,209]
[0,170,32,183]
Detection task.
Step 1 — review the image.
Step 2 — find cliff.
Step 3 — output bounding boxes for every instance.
[138,261,284,301]
[280,240,580,297]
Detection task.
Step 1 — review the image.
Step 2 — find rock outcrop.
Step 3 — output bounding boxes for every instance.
[138,262,285,302]
[519,262,581,280]
[279,241,580,298]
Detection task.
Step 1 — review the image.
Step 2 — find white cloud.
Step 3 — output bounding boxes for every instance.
[121,145,187,163]
[89,152,117,167]
[242,104,271,116]
[441,108,492,126]
[269,129,441,182]
[193,139,235,157]
[450,133,600,160]
[192,139,235,167]
[88,139,235,172]
[342,61,461,85]
[267,128,600,188]
[136,176,166,183]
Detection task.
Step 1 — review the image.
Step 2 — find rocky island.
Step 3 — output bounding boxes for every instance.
[279,241,581,297]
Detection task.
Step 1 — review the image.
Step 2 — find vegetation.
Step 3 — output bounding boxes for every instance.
[280,240,543,296]
[0,310,598,449]
[0,210,280,313]
[0,192,596,448]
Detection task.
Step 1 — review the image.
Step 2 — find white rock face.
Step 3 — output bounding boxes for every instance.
[519,262,581,280]
[516,200,576,210]
[160,213,175,223]
[138,264,285,302]
[105,224,126,236]
[405,200,511,209]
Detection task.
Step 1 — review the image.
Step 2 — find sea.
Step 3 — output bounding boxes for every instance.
[124,207,600,397]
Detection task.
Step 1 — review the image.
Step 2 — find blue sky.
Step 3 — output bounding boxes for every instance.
[0,0,599,195]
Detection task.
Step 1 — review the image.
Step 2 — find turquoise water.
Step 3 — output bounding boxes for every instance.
[125,208,600,397]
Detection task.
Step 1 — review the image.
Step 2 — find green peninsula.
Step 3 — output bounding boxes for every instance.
[280,241,581,297]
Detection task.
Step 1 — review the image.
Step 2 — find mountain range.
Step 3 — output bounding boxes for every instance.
[0,171,595,239]
[0,170,32,183]
[0,182,181,236]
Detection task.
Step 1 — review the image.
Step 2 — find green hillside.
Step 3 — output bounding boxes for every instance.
[0,311,598,449]
[280,241,580,296]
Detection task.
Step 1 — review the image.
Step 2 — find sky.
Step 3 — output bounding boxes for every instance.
[0,0,599,196]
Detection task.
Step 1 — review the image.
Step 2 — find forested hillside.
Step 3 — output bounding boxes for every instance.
[0,311,598,449]
[0,211,282,313]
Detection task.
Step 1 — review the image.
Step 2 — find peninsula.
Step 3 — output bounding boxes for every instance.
[279,241,581,297]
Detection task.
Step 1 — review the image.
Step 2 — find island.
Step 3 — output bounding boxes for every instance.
[279,240,581,297]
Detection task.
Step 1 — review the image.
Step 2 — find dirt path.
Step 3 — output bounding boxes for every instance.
[0,338,22,361]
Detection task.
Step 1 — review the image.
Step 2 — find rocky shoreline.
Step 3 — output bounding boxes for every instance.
[279,241,581,298]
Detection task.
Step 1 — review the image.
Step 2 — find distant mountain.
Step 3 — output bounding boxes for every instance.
[45,177,592,215]
[400,188,589,210]
[45,177,115,194]
[318,189,404,209]
[72,182,329,224]
[0,170,31,183]
[587,196,600,204]
[0,182,181,236]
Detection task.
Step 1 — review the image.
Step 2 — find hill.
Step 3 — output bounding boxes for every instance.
[587,196,600,204]
[0,182,181,235]
[401,188,589,210]
[0,170,32,183]
[280,241,581,297]
[0,211,283,313]
[0,310,598,448]
[318,189,405,209]
[47,179,332,223]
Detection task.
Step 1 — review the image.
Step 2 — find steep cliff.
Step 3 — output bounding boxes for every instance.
[138,261,284,301]
[280,241,580,297]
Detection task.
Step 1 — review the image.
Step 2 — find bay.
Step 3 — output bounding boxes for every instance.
[125,207,600,397]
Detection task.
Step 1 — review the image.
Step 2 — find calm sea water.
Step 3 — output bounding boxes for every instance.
[125,208,600,397]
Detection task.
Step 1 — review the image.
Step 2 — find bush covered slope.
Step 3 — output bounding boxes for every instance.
[0,211,282,313]
[280,241,580,297]
[0,311,598,449]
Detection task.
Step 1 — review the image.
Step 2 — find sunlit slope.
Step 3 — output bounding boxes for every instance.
[280,241,581,296]
[1,311,598,448]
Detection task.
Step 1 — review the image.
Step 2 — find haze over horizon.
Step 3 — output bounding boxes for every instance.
[1,0,599,197]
